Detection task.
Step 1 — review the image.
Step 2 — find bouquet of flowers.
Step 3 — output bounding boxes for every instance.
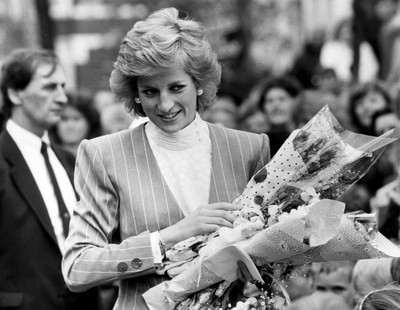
[143,105,400,310]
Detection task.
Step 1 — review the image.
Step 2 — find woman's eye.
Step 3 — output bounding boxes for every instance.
[171,85,185,92]
[142,89,158,96]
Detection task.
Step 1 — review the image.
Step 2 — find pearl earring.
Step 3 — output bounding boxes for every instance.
[134,97,141,104]
[197,88,204,96]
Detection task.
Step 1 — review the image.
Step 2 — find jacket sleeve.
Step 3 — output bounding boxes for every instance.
[62,139,156,292]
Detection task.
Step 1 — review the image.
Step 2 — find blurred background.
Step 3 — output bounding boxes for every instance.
[4,2,400,306]
[1,0,355,98]
[4,3,400,309]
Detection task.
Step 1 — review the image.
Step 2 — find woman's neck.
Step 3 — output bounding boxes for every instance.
[146,113,206,150]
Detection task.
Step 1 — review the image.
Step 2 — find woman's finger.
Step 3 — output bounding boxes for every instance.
[201,202,242,211]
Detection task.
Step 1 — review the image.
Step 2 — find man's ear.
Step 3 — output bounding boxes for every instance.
[7,88,23,106]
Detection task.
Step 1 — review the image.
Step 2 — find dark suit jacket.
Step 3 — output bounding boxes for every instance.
[0,130,100,310]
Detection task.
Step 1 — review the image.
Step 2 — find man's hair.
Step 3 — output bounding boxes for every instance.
[0,48,59,119]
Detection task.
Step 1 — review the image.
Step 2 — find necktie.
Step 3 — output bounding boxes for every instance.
[41,141,70,238]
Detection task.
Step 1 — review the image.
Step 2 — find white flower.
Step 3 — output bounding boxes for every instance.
[267,216,279,226]
[278,205,309,223]
[268,204,279,216]
[241,221,264,239]
[234,217,250,228]
[300,187,320,204]
[232,301,249,310]
[247,297,258,305]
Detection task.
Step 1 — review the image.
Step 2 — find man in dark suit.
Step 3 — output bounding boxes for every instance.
[0,48,100,309]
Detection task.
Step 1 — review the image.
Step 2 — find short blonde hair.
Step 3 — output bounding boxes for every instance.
[358,282,400,310]
[110,7,221,117]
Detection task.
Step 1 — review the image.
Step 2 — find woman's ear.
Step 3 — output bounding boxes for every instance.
[7,88,23,106]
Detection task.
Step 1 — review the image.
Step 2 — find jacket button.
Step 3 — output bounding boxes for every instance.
[117,262,128,272]
[131,258,142,269]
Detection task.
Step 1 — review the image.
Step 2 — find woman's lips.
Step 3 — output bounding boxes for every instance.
[158,110,181,120]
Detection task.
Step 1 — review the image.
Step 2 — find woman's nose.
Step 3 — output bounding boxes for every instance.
[158,93,174,112]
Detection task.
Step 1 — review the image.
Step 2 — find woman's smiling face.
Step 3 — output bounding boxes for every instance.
[137,67,198,133]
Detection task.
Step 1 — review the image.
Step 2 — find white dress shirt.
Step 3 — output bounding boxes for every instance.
[6,120,77,253]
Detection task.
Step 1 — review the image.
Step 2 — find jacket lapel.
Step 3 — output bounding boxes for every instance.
[1,131,58,246]
[208,123,240,204]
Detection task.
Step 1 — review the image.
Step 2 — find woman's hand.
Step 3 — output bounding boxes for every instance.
[160,202,241,249]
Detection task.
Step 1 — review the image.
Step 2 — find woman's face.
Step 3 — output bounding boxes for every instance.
[137,67,198,133]
[57,105,90,145]
[355,91,388,128]
[263,87,295,126]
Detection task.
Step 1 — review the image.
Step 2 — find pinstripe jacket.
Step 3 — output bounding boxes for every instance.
[62,122,270,310]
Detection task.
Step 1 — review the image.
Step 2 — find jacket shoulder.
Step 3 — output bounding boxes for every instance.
[82,125,144,148]
[207,122,268,144]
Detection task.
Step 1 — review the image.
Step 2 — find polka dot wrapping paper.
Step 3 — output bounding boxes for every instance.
[233,105,391,219]
[144,105,400,310]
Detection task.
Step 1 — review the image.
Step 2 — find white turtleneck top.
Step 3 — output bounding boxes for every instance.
[145,113,212,216]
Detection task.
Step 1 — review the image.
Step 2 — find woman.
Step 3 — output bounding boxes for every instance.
[348,81,392,135]
[62,7,270,310]
[50,90,101,157]
[257,75,302,157]
[347,81,396,206]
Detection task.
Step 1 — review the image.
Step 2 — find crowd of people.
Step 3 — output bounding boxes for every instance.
[1,3,400,310]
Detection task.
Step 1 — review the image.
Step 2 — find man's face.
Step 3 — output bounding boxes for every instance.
[13,62,67,135]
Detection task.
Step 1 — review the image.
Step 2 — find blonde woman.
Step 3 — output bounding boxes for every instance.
[62,7,270,309]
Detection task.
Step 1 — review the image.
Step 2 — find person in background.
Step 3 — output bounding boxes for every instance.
[293,88,350,129]
[257,75,302,157]
[352,257,395,305]
[310,67,343,97]
[239,109,269,134]
[288,28,325,90]
[348,81,397,205]
[375,0,400,84]
[99,102,134,134]
[311,261,357,308]
[93,89,117,112]
[283,291,351,310]
[0,48,100,310]
[371,172,400,240]
[370,107,400,136]
[62,8,270,310]
[348,81,393,135]
[94,89,148,131]
[369,108,400,240]
[357,281,400,310]
[50,90,101,158]
[0,97,4,131]
[202,93,238,129]
[278,265,314,302]
[320,17,379,84]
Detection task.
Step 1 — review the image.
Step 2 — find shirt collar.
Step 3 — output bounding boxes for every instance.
[6,119,50,151]
[146,112,208,150]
